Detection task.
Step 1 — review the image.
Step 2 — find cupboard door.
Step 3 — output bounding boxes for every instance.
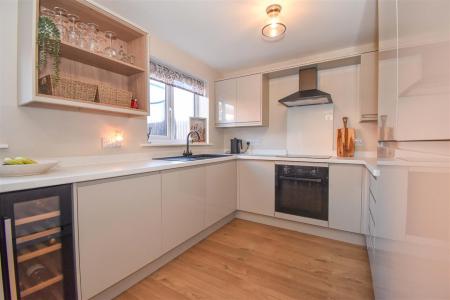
[396,0,450,140]
[215,79,237,124]
[162,166,206,252]
[329,164,363,233]
[205,161,237,227]
[359,52,378,121]
[378,0,398,140]
[236,74,262,123]
[77,174,162,300]
[238,160,275,216]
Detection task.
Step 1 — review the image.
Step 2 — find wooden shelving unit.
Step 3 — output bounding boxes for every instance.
[18,0,150,116]
[59,41,146,76]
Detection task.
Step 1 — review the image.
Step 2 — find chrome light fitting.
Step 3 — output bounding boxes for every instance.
[262,4,286,41]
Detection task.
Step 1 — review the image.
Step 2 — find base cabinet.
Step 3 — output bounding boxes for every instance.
[161,166,206,252]
[238,160,275,216]
[77,173,162,300]
[205,161,237,227]
[329,164,363,233]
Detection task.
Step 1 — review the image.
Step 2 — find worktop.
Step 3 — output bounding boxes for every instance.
[0,154,379,193]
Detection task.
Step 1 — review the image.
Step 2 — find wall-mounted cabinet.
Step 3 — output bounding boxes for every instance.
[215,73,269,127]
[359,51,378,122]
[378,0,450,141]
[18,0,149,116]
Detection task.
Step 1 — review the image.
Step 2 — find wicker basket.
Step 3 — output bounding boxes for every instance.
[97,84,116,105]
[38,75,97,102]
[98,83,132,107]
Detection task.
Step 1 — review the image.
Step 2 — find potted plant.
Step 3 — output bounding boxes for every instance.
[37,16,61,83]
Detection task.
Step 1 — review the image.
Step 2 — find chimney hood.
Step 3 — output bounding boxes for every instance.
[278,67,332,107]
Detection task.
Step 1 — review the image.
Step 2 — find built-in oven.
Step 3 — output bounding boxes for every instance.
[275,163,329,223]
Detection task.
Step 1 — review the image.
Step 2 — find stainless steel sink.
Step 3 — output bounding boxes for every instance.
[154,154,231,162]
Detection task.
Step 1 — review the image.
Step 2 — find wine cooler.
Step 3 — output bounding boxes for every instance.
[0,185,77,300]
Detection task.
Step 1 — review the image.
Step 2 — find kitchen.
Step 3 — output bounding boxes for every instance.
[0,0,449,299]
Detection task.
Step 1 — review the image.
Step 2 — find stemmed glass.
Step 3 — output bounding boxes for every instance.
[67,14,80,45]
[40,7,56,20]
[53,7,67,41]
[86,23,98,52]
[104,31,117,58]
[77,22,89,49]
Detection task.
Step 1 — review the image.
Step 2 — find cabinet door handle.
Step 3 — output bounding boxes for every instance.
[4,219,18,300]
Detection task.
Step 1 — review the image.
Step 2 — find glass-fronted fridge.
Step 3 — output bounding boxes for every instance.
[0,184,76,300]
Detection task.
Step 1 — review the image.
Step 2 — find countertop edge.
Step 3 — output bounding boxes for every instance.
[0,155,378,193]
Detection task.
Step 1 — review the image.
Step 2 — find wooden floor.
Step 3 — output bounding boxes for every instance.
[116,219,374,300]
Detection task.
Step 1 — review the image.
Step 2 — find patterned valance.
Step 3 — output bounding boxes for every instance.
[150,61,206,96]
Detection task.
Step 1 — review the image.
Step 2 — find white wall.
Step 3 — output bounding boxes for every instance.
[223,65,378,153]
[0,0,223,159]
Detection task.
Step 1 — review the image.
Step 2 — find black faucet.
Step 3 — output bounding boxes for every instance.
[183,130,200,157]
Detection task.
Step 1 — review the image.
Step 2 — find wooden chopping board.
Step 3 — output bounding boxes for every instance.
[337,117,355,157]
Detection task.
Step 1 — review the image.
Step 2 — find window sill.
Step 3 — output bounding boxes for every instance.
[141,142,214,147]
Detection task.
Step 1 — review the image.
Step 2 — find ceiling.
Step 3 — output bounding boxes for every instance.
[96,0,377,73]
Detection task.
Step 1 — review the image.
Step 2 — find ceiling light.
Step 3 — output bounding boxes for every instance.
[262,4,286,41]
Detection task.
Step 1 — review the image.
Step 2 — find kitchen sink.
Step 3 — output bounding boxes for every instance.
[154,154,231,162]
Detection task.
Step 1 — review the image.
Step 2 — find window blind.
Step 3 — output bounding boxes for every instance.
[150,61,206,96]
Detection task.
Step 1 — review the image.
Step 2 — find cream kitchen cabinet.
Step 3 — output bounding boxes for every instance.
[378,0,450,141]
[329,164,363,233]
[215,78,237,124]
[77,173,162,300]
[359,51,378,122]
[205,161,237,227]
[161,166,206,252]
[237,160,275,216]
[215,73,268,127]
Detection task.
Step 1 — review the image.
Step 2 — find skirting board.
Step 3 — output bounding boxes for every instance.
[90,212,235,300]
[236,211,366,246]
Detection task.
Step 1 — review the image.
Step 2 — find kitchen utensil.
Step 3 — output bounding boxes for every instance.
[337,117,355,157]
[230,138,243,154]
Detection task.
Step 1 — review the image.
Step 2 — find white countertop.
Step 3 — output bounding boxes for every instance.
[0,154,379,193]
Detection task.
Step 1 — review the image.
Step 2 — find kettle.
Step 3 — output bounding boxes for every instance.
[230,138,243,154]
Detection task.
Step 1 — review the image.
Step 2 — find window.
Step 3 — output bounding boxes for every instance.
[147,80,208,142]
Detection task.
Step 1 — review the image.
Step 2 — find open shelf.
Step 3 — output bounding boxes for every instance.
[18,0,149,116]
[60,42,146,76]
[33,94,148,116]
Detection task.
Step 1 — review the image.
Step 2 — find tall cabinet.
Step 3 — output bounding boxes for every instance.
[378,0,450,141]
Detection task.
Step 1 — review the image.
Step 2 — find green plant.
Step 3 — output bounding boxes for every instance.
[37,16,61,83]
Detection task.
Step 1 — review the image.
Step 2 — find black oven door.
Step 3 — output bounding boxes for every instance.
[275,165,329,221]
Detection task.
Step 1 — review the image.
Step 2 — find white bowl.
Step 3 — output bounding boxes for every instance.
[0,160,58,177]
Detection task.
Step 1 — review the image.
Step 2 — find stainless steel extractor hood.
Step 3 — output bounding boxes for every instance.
[278,67,332,107]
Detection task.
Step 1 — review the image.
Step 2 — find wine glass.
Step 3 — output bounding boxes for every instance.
[67,14,80,45]
[118,45,127,62]
[53,7,67,40]
[77,22,89,49]
[86,23,98,52]
[104,31,117,58]
[96,36,106,54]
[40,7,55,21]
